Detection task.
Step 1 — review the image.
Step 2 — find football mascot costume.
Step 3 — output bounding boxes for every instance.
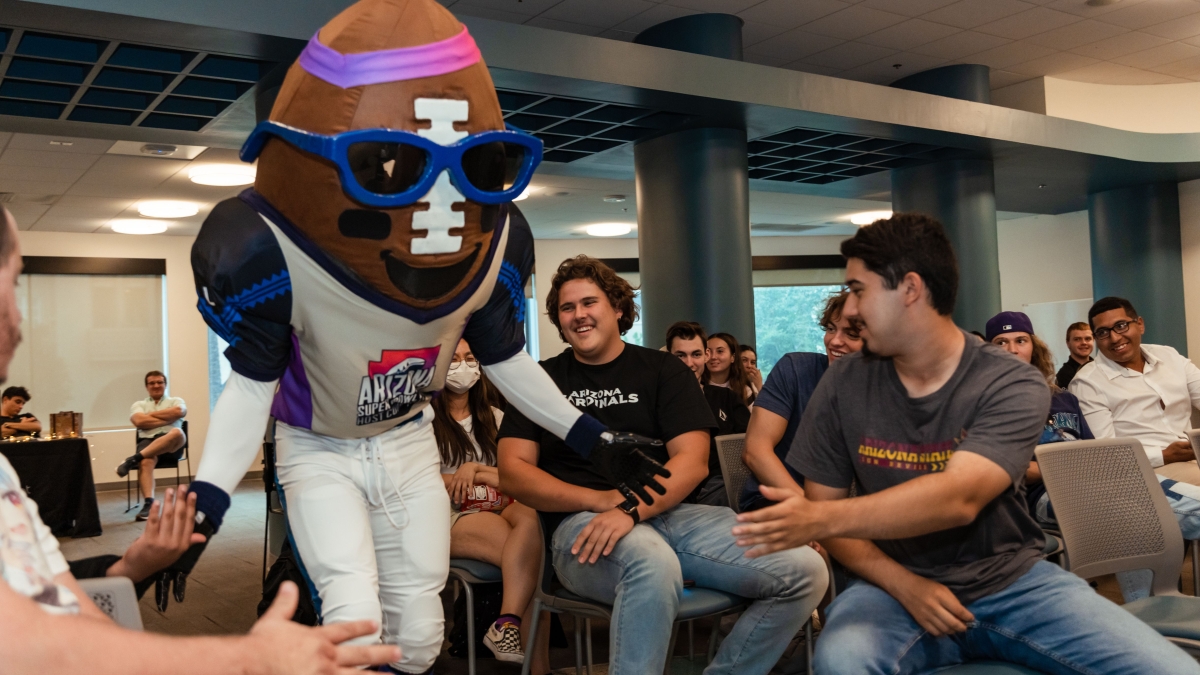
[180,0,669,671]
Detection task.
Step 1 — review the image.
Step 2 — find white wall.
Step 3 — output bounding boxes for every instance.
[992,76,1200,134]
[997,211,1092,311]
[16,230,212,488]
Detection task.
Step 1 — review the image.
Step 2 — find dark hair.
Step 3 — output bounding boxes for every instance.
[546,256,639,342]
[2,386,29,401]
[1066,321,1091,341]
[0,207,16,263]
[665,321,707,352]
[1088,297,1138,327]
[840,212,958,316]
[430,372,502,468]
[702,332,753,406]
[144,370,166,385]
[738,344,756,356]
[820,291,850,329]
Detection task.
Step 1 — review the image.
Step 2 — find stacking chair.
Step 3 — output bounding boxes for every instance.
[714,433,751,512]
[520,520,751,675]
[447,559,503,675]
[1036,437,1200,656]
[78,576,143,630]
[126,420,191,511]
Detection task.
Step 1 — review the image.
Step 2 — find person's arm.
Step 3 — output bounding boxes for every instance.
[105,487,206,583]
[741,407,802,494]
[807,483,974,637]
[498,436,622,514]
[148,406,186,423]
[6,416,40,434]
[734,449,1014,555]
[130,413,168,430]
[1069,373,1117,440]
[0,579,398,675]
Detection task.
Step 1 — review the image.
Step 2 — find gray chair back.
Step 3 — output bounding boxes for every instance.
[1035,438,1184,597]
[714,434,750,512]
[78,576,144,630]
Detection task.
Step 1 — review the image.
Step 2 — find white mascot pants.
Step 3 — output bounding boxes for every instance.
[275,412,450,674]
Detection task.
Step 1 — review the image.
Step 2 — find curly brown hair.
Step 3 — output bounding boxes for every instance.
[546,255,639,342]
[819,291,850,329]
[1030,334,1058,388]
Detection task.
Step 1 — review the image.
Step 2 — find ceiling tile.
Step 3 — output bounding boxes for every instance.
[5,134,113,154]
[1093,0,1200,30]
[523,16,605,35]
[0,165,86,184]
[743,50,792,67]
[28,216,109,234]
[1068,30,1170,58]
[0,149,101,171]
[540,0,656,28]
[452,0,564,17]
[737,0,850,32]
[1024,19,1129,50]
[1113,40,1200,68]
[1151,54,1200,78]
[989,69,1036,88]
[1006,50,1101,76]
[801,41,898,69]
[780,61,844,76]
[41,196,135,220]
[0,134,11,154]
[742,20,792,46]
[745,29,845,61]
[71,155,186,189]
[1042,0,1150,17]
[450,3,532,23]
[922,0,1038,30]
[0,180,73,195]
[857,0,960,17]
[4,204,48,229]
[973,7,1082,40]
[799,5,909,41]
[1055,60,1189,83]
[856,18,961,51]
[1141,11,1200,40]
[664,0,762,14]
[956,40,1056,69]
[598,28,639,42]
[839,51,949,83]
[612,3,701,33]
[909,30,1012,59]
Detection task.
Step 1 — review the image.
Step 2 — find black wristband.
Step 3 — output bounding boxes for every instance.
[618,497,640,525]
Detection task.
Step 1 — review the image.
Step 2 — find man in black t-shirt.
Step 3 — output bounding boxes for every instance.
[665,321,749,506]
[498,257,826,675]
[732,215,1199,675]
[0,386,40,438]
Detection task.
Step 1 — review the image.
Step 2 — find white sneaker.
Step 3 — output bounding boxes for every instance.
[484,621,524,663]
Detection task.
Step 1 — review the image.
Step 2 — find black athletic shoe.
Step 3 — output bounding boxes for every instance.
[115,453,141,478]
[136,498,153,522]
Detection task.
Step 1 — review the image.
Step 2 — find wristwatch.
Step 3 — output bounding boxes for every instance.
[618,496,640,525]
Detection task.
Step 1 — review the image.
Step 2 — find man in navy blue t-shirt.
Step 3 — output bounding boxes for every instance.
[739,292,862,511]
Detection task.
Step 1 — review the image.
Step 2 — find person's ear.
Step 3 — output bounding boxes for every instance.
[900,271,924,308]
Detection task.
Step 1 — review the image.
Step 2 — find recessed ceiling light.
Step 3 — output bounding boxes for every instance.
[111,219,168,235]
[514,185,539,201]
[189,164,257,187]
[137,200,199,218]
[603,195,627,203]
[585,222,633,237]
[849,210,892,226]
[141,144,178,157]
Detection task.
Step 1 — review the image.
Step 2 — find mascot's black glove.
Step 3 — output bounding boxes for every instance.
[153,516,215,611]
[591,431,671,505]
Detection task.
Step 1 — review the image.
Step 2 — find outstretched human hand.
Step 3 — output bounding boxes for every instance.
[591,431,671,505]
[732,484,828,557]
[109,487,207,583]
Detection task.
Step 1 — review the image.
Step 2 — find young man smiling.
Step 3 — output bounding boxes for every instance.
[732,214,1198,674]
[498,256,826,674]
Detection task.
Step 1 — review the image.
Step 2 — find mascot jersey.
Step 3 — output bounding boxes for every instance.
[193,190,532,440]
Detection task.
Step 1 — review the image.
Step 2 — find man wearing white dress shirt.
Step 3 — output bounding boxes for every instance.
[1069,296,1200,485]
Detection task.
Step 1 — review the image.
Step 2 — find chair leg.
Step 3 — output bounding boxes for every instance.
[574,615,583,675]
[462,579,477,675]
[520,599,543,675]
[1192,540,1199,597]
[665,623,679,675]
[805,618,814,675]
[707,616,720,663]
[688,620,695,661]
[584,617,594,675]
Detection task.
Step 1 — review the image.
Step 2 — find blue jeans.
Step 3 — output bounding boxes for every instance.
[551,503,828,675]
[814,560,1200,675]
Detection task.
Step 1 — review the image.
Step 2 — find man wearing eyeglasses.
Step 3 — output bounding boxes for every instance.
[1069,296,1200,483]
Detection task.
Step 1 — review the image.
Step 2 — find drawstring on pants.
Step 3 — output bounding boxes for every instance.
[360,435,409,530]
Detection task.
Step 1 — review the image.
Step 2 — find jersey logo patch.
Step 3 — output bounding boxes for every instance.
[497,260,526,323]
[356,346,440,426]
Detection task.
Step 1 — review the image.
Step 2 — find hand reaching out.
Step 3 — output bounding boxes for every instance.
[108,487,207,583]
[732,484,827,558]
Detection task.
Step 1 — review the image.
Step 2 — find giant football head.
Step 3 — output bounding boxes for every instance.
[242,0,539,308]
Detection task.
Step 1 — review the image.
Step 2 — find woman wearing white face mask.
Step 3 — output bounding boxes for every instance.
[432,339,549,673]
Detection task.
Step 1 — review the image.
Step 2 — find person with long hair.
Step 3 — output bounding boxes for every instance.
[738,345,764,393]
[705,332,756,405]
[432,339,549,672]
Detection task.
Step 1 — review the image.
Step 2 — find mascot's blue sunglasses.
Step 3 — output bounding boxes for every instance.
[241,120,543,207]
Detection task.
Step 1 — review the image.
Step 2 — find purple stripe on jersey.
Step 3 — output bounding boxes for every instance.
[271,333,314,429]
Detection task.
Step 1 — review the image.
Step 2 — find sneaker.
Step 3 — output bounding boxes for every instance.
[484,621,524,663]
[136,499,153,522]
[115,453,141,478]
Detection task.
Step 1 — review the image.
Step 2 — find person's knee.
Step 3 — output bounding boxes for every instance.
[139,455,158,470]
[615,529,683,595]
[813,620,891,675]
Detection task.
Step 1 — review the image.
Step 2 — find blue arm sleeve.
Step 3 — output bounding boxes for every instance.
[463,205,533,366]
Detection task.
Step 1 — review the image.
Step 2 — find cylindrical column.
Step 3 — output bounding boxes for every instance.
[892,159,1000,332]
[633,13,753,347]
[1088,183,1187,353]
[635,127,753,346]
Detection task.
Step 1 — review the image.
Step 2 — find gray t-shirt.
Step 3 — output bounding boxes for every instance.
[786,332,1049,604]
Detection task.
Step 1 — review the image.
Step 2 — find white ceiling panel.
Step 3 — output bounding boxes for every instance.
[922,0,1037,30]
[800,5,909,41]
[1024,19,1128,50]
[1153,54,1200,78]
[5,134,114,155]
[1008,51,1101,77]
[449,3,534,23]
[737,0,849,33]
[908,31,1012,60]
[746,29,844,62]
[1142,11,1200,40]
[974,7,1081,41]
[71,156,187,189]
[1068,30,1173,58]
[665,0,763,15]
[40,196,135,221]
[1093,0,1200,31]
[29,216,110,234]
[612,4,700,34]
[858,0,960,18]
[4,204,49,230]
[0,149,103,171]
[956,41,1057,70]
[989,68,1034,88]
[1113,40,1200,69]
[0,166,88,184]
[856,18,961,51]
[0,180,73,196]
[741,20,791,46]
[842,51,949,83]
[1057,60,1189,84]
[802,42,897,70]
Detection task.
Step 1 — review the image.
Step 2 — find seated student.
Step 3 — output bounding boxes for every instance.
[704,332,756,406]
[734,214,1200,675]
[1055,321,1094,389]
[0,203,398,675]
[117,371,187,521]
[498,256,827,675]
[739,291,862,513]
[739,345,764,393]
[666,321,750,506]
[432,338,548,673]
[0,386,40,437]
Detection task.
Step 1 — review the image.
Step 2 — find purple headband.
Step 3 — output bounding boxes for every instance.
[298,25,481,88]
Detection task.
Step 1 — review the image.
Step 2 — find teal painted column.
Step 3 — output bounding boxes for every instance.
[1088,183,1187,354]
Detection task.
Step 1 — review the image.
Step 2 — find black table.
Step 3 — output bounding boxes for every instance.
[0,438,102,537]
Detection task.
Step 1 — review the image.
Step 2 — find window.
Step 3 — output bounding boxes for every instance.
[8,273,166,430]
[753,284,842,376]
